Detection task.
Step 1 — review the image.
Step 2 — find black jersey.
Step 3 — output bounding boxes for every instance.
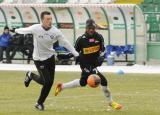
[75,32,105,64]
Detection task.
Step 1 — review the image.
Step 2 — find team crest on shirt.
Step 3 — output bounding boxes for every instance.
[89,38,95,42]
[50,35,55,39]
[44,34,56,39]
[38,35,43,39]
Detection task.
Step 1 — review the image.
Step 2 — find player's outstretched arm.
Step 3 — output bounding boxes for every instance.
[56,31,79,57]
[15,26,33,35]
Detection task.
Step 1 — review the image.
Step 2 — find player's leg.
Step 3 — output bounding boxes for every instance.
[97,70,122,110]
[97,71,112,102]
[36,56,55,110]
[24,61,45,87]
[55,66,90,96]
[55,79,80,96]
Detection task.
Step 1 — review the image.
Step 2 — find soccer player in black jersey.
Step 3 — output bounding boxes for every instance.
[55,19,122,110]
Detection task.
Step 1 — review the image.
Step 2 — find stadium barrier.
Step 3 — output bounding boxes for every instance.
[0,4,147,64]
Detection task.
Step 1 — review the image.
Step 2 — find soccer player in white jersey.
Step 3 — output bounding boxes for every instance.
[15,11,79,111]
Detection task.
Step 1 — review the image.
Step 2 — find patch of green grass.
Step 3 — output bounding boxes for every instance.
[0,71,160,115]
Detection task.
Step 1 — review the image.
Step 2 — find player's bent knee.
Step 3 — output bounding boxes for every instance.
[44,80,53,87]
[101,81,107,86]
[80,80,87,87]
[98,73,108,86]
[100,78,108,86]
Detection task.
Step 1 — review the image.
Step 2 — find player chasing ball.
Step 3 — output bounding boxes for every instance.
[55,19,122,110]
[15,11,79,111]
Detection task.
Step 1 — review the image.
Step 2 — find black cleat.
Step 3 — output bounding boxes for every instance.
[24,71,32,87]
[35,103,44,111]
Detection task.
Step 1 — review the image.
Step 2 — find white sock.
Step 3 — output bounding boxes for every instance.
[101,86,113,103]
[62,79,80,90]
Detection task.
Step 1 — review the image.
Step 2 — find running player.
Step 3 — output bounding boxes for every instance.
[55,19,122,110]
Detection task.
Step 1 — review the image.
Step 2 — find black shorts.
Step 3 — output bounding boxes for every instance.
[79,63,107,86]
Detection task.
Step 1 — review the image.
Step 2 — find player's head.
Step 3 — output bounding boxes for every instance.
[85,19,96,35]
[4,26,9,34]
[41,11,52,29]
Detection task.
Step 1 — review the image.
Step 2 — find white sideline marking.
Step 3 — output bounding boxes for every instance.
[0,63,160,74]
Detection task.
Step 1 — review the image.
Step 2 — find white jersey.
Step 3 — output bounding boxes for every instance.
[15,24,79,61]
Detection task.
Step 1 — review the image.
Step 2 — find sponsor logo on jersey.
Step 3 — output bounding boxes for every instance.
[83,45,100,54]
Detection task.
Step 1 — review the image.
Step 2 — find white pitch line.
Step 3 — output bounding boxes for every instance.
[0,63,160,74]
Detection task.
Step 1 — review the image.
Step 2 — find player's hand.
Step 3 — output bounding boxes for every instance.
[67,53,74,58]
[97,55,105,66]
[10,28,16,33]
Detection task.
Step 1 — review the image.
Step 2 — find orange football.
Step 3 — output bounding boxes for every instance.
[87,74,101,88]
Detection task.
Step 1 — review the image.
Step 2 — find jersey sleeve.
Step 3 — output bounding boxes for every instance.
[99,34,105,52]
[56,30,79,57]
[15,25,34,34]
[74,36,81,53]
